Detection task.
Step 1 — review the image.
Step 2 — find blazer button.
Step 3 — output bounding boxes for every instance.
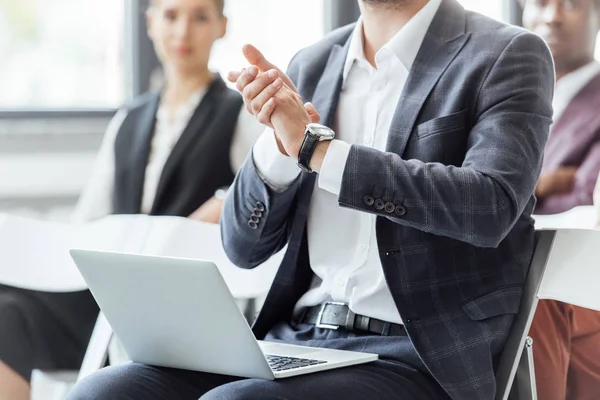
[374,199,385,211]
[255,202,266,212]
[395,205,406,216]
[248,220,258,230]
[384,202,395,214]
[363,195,375,207]
[253,208,263,218]
[250,215,260,223]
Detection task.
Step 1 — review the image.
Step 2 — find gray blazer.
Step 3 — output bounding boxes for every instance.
[221,1,554,399]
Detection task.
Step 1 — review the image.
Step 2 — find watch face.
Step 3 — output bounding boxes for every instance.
[306,123,335,140]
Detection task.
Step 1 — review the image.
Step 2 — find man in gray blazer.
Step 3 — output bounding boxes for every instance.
[223,0,554,399]
[66,0,554,399]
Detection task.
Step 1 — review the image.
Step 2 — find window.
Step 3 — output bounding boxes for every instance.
[0,0,125,109]
[210,1,325,78]
[458,0,506,22]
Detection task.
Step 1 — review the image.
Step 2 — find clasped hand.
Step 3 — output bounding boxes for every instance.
[227,44,320,158]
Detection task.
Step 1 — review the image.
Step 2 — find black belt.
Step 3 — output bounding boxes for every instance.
[300,302,407,337]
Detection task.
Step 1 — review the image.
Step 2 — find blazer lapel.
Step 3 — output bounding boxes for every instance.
[289,40,351,227]
[151,76,224,211]
[130,93,160,213]
[310,42,350,127]
[387,0,470,155]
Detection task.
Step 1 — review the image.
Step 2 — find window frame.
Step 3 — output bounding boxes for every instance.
[0,0,159,120]
[324,0,360,32]
[0,0,517,121]
[508,0,523,26]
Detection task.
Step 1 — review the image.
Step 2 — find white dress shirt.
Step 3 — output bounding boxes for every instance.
[252,0,442,324]
[72,87,264,222]
[552,60,600,124]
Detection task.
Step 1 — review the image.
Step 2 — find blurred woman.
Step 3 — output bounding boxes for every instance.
[0,0,263,398]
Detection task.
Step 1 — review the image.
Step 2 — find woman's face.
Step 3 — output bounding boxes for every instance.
[147,0,226,75]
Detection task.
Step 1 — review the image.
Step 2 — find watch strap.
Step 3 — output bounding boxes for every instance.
[297,133,319,173]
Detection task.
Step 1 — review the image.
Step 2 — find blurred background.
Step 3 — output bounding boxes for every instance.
[0,0,599,222]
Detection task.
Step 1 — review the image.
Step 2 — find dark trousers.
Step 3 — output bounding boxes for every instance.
[529,299,600,400]
[0,284,99,381]
[67,321,449,399]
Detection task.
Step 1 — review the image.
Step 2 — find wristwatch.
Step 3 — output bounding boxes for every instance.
[297,123,335,173]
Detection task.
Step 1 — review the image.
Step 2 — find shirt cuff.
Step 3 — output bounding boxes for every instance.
[252,128,301,190]
[318,139,351,196]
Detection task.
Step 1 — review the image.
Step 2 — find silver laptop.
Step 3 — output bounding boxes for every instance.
[69,249,378,379]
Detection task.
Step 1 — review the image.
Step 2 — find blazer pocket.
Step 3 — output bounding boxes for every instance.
[415,109,467,140]
[461,286,523,321]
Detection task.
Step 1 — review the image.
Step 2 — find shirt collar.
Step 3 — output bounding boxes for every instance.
[342,0,442,80]
[156,86,207,123]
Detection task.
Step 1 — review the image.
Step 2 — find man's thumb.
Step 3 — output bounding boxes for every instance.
[305,102,321,124]
[243,44,276,73]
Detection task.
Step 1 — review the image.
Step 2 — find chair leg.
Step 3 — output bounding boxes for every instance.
[56,381,75,399]
[30,370,77,400]
[509,337,538,400]
[76,313,113,382]
[243,298,257,324]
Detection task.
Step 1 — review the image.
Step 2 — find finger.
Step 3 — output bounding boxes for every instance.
[243,44,277,73]
[243,44,298,92]
[304,102,320,124]
[250,78,283,116]
[242,69,280,113]
[227,70,242,83]
[257,98,277,126]
[235,66,258,93]
[308,112,320,124]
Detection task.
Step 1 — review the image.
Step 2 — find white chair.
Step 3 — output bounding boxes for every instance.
[496,227,600,400]
[31,370,78,400]
[30,313,108,400]
[495,229,554,400]
[76,313,113,381]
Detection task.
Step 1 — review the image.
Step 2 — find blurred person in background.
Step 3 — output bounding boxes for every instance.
[0,0,262,398]
[526,0,600,216]
[522,0,600,399]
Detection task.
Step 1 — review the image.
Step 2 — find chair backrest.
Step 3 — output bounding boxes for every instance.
[537,229,600,311]
[495,230,557,400]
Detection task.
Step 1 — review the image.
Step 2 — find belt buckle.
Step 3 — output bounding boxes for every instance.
[315,301,346,330]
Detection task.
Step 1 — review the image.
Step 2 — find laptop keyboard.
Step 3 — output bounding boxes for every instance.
[265,354,327,372]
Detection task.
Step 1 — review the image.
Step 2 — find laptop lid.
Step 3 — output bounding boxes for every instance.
[69,249,274,380]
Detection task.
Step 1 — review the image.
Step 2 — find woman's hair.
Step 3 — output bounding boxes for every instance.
[150,0,225,16]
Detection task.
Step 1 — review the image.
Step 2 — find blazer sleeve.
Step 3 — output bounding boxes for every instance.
[220,58,304,269]
[338,32,555,248]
